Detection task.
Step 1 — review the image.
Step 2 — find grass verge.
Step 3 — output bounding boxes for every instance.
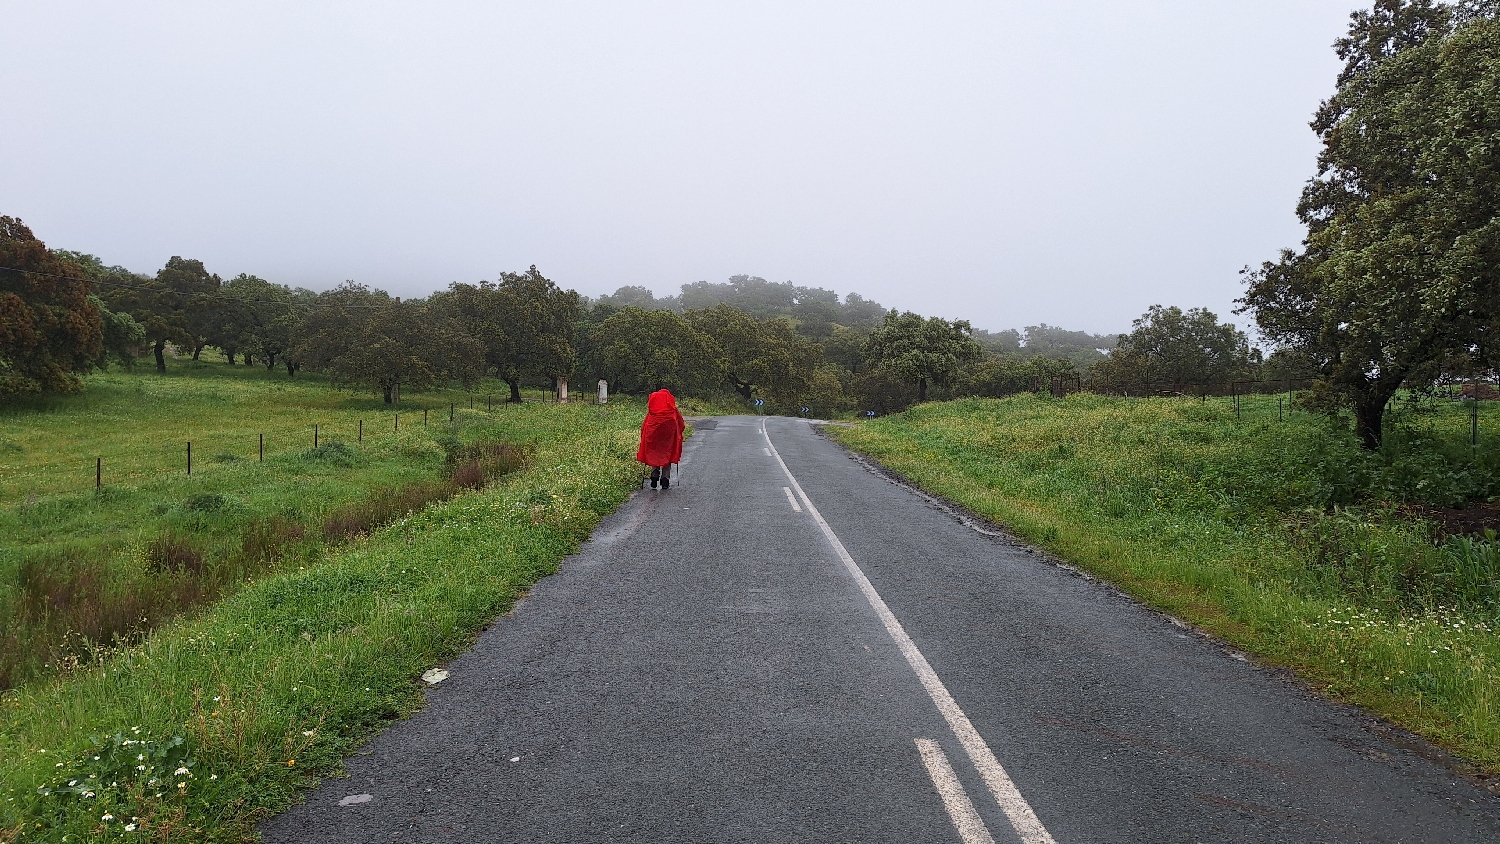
[829,394,1500,774]
[0,399,646,842]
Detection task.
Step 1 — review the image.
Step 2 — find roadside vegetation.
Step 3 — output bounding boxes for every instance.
[0,360,532,691]
[832,393,1500,770]
[0,362,649,841]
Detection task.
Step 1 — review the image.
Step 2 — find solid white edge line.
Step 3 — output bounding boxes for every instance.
[761,420,1057,844]
[782,486,803,512]
[916,739,997,844]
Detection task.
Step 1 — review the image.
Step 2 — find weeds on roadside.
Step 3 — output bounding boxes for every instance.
[0,438,530,693]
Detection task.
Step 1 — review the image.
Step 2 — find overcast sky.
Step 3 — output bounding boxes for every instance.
[4,1,1362,336]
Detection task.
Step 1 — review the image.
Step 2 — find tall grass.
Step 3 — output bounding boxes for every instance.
[831,393,1500,770]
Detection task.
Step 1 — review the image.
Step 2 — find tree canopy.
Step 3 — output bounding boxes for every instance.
[292,283,483,403]
[1241,0,1500,447]
[0,218,105,395]
[1094,305,1256,392]
[863,311,983,403]
[684,304,823,408]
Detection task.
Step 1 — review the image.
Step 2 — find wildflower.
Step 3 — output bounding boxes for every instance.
[302,730,315,737]
[174,767,189,776]
[177,782,186,789]
[135,765,145,771]
[102,814,114,821]
[288,759,296,766]
[209,774,218,780]
[124,823,136,831]
[137,754,145,761]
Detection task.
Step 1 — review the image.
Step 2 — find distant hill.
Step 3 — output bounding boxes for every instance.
[596,277,1116,367]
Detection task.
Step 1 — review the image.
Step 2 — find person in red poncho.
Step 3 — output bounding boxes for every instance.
[637,388,685,489]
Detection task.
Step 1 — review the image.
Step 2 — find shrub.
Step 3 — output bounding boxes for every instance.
[183,492,232,512]
[147,533,208,576]
[235,515,307,575]
[298,440,358,467]
[450,460,485,490]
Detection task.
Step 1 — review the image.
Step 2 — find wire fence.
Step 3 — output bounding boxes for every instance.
[2,390,571,499]
[1031,375,1495,443]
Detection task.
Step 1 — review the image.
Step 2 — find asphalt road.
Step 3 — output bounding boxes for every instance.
[261,415,1500,843]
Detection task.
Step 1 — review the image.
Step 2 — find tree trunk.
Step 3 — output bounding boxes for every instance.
[382,384,394,403]
[285,360,297,377]
[265,351,277,370]
[1353,389,1394,450]
[154,339,166,373]
[192,343,204,361]
[728,372,753,401]
[392,381,400,405]
[224,350,236,365]
[506,378,522,402]
[918,377,928,403]
[245,353,254,367]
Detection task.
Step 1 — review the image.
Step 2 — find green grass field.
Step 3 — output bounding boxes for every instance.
[0,361,650,842]
[831,393,1500,772]
[0,362,602,690]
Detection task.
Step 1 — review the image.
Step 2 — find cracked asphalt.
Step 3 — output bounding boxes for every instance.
[260,415,1500,843]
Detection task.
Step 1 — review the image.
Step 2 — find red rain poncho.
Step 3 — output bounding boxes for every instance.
[636,389,685,467]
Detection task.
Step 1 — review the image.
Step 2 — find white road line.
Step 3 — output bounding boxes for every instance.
[763,447,771,456]
[761,420,1057,844]
[916,739,997,844]
[782,486,803,512]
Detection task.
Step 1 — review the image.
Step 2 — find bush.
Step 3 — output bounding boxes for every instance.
[183,492,232,512]
[147,533,207,576]
[298,440,358,468]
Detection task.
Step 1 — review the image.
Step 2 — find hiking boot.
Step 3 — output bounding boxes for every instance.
[661,476,670,490]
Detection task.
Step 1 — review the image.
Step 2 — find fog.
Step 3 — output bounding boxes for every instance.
[2,1,1361,335]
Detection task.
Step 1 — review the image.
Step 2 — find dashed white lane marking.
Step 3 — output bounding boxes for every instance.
[782,486,803,512]
[762,420,1057,844]
[763,447,771,456]
[916,739,996,844]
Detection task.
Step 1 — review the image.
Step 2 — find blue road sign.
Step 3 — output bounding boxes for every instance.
[800,406,810,414]
[754,399,765,406]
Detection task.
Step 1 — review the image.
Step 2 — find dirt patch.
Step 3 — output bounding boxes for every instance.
[1398,502,1500,539]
